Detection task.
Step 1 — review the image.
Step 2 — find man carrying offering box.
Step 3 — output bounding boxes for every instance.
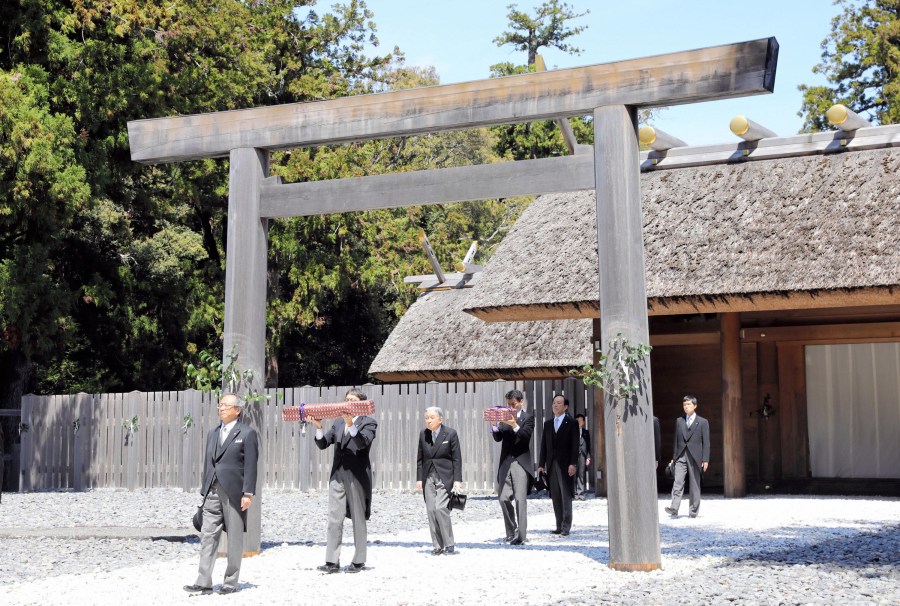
[311,388,378,573]
[487,389,535,545]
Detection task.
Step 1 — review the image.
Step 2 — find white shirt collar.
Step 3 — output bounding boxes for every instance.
[222,419,238,432]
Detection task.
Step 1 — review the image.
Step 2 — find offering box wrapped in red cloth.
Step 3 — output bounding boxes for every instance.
[282,400,376,423]
[482,406,515,422]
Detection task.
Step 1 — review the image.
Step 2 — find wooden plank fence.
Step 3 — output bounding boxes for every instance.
[18,379,594,492]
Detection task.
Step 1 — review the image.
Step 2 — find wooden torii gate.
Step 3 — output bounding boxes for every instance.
[128,38,778,570]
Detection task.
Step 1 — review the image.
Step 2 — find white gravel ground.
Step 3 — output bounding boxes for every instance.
[1,489,898,605]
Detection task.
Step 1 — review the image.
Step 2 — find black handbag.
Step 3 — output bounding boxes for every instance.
[448,491,467,511]
[532,470,549,493]
[192,491,208,532]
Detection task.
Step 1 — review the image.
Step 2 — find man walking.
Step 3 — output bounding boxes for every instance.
[665,395,710,518]
[416,406,463,555]
[311,388,377,573]
[574,413,591,500]
[490,389,535,545]
[184,394,259,595]
[538,395,579,535]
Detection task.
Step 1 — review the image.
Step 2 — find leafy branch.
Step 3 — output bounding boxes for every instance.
[123,415,139,433]
[570,333,652,400]
[186,345,272,403]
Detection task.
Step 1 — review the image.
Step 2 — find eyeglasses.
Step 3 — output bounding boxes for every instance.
[217,403,238,409]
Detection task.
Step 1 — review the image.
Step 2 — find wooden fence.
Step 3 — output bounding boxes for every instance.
[18,379,595,492]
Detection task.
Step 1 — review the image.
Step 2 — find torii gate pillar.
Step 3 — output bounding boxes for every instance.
[223,147,269,554]
[594,105,661,570]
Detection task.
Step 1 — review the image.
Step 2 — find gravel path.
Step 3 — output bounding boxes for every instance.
[1,489,898,605]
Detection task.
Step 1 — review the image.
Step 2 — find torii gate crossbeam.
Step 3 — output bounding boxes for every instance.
[127,37,778,569]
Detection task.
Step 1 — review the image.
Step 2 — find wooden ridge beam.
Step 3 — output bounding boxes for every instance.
[641,124,900,171]
[259,154,595,217]
[128,38,777,163]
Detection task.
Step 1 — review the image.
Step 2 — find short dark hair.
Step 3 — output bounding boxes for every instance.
[505,389,524,401]
[683,395,698,406]
[575,413,586,421]
[553,394,570,407]
[346,388,367,401]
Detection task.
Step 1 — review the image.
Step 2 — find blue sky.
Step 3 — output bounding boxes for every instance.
[362,0,838,146]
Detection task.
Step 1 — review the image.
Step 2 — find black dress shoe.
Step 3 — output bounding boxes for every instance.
[317,562,340,573]
[430,548,443,555]
[218,586,238,594]
[561,530,570,536]
[443,546,458,555]
[689,513,698,518]
[664,506,678,517]
[342,562,365,573]
[509,538,524,545]
[551,529,562,535]
[183,584,212,594]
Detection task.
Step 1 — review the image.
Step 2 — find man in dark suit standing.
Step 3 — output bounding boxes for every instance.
[665,395,710,518]
[416,406,463,555]
[311,388,377,573]
[574,413,591,500]
[490,389,534,545]
[184,394,259,595]
[538,395,579,535]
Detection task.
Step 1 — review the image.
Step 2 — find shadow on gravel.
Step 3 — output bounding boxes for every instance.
[370,524,612,565]
[662,522,900,571]
[261,539,317,549]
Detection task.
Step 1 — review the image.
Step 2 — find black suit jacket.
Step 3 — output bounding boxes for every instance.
[539,414,579,477]
[578,427,591,460]
[672,414,710,465]
[315,415,378,519]
[416,425,462,497]
[201,419,259,531]
[492,409,535,490]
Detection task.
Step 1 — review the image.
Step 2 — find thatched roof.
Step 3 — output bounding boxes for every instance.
[368,288,592,381]
[371,145,900,380]
[465,147,900,321]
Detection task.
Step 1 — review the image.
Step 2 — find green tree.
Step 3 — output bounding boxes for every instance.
[490,3,593,160]
[798,0,900,131]
[0,0,393,397]
[0,0,529,397]
[0,66,91,407]
[493,1,589,66]
[265,58,523,386]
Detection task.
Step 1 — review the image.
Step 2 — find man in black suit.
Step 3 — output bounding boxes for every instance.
[538,395,579,535]
[311,388,377,573]
[490,389,534,545]
[416,406,463,555]
[184,394,259,595]
[574,413,591,500]
[665,395,710,518]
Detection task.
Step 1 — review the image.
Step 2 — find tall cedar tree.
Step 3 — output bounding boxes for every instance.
[0,0,522,398]
[799,0,900,131]
[491,2,593,160]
